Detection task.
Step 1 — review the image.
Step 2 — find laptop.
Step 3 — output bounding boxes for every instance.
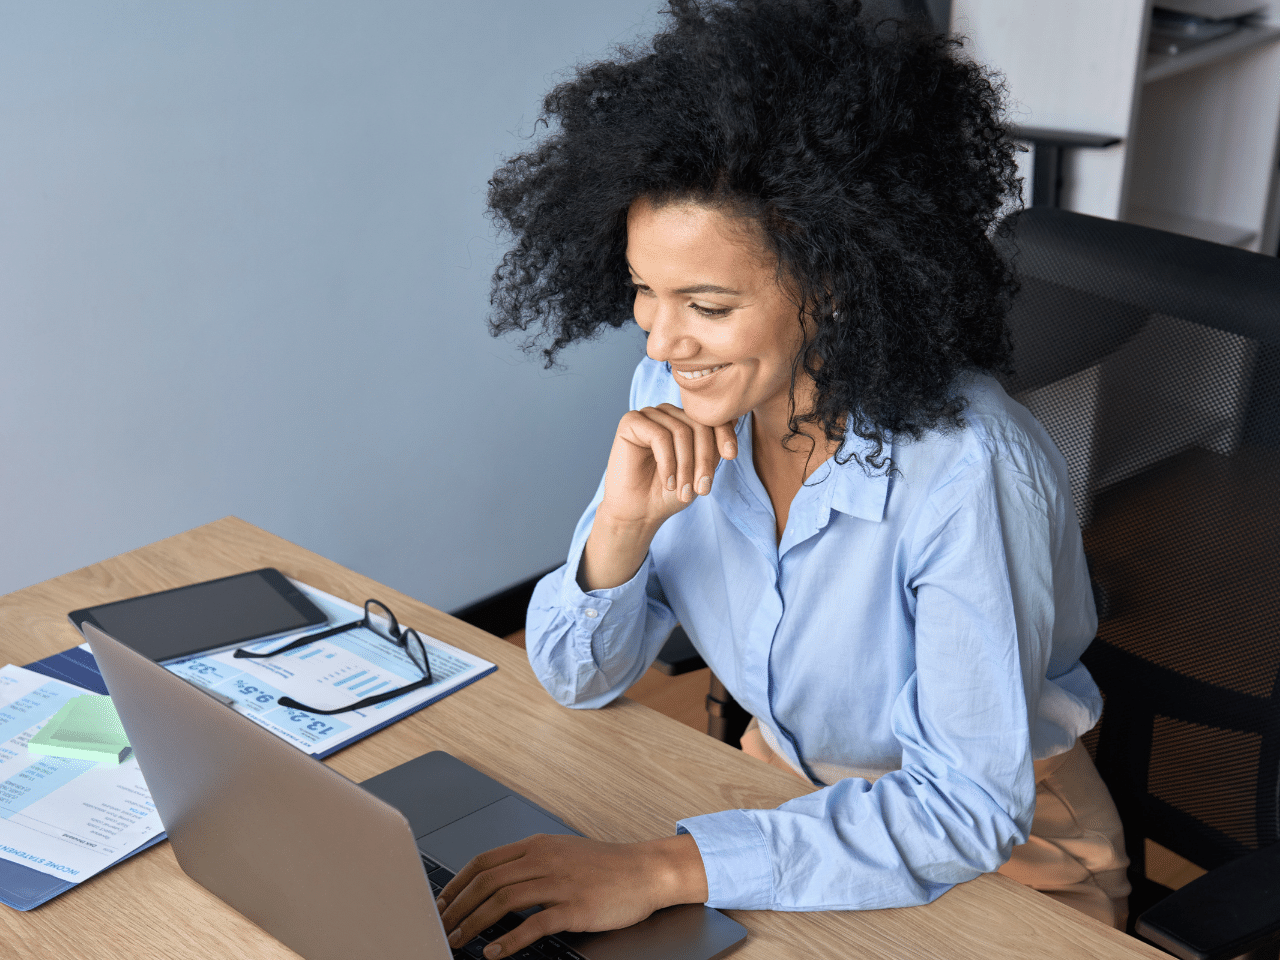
[82,622,747,960]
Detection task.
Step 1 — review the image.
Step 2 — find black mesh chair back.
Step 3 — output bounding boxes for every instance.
[998,207,1280,954]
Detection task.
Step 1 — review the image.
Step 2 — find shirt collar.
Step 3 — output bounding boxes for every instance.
[810,427,893,525]
[729,413,892,526]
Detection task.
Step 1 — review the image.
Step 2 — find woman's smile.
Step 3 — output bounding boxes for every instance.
[673,362,730,382]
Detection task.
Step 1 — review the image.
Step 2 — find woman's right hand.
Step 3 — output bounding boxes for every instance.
[578,404,737,591]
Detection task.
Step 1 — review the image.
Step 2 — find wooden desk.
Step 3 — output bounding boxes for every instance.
[0,518,1165,960]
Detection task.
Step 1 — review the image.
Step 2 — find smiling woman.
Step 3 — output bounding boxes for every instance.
[627,199,809,438]
[440,2,1131,958]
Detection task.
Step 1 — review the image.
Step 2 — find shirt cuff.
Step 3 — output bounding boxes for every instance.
[558,542,652,628]
[677,810,775,910]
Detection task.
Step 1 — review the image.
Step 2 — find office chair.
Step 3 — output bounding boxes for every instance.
[997,207,1280,960]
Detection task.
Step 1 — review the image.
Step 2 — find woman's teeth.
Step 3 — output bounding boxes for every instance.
[676,364,727,380]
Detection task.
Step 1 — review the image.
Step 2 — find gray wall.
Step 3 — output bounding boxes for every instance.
[0,1,659,611]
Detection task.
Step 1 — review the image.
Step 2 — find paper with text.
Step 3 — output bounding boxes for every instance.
[164,582,495,755]
[0,665,162,883]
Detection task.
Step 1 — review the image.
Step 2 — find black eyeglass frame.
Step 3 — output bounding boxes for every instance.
[232,599,434,715]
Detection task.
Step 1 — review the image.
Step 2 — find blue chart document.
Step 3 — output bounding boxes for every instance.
[0,581,497,910]
[165,583,496,757]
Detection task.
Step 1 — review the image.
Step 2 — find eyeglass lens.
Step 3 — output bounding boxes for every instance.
[265,599,437,716]
[403,629,431,680]
[363,599,401,641]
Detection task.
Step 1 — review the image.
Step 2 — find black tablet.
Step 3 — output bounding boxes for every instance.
[68,568,330,663]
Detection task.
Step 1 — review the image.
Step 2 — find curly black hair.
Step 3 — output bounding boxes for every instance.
[487,0,1020,469]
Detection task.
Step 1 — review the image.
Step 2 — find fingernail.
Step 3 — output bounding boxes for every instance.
[435,896,445,910]
[666,475,676,491]
[723,440,737,458]
[697,475,711,495]
[485,944,503,959]
[681,483,692,501]
[448,931,461,947]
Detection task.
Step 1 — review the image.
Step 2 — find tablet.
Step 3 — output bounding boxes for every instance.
[68,568,330,663]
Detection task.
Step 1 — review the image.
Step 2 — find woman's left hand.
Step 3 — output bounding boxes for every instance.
[436,832,709,959]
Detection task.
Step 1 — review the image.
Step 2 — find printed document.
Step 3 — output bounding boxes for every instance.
[164,582,494,756]
[0,665,162,883]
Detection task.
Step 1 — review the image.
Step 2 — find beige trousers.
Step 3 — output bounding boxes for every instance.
[740,720,1131,929]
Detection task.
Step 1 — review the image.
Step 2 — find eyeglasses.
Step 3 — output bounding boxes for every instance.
[232,599,434,715]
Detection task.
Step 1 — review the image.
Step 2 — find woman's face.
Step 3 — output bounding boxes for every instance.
[626,197,807,430]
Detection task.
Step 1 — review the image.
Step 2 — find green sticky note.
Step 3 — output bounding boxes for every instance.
[27,694,132,764]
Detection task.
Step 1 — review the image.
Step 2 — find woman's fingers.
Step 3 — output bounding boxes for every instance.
[623,405,730,500]
[714,419,738,461]
[437,845,539,950]
[653,404,725,498]
[436,842,521,914]
[613,409,675,495]
[444,877,543,954]
[435,834,707,960]
[645,405,705,502]
[599,404,736,533]
[491,905,566,959]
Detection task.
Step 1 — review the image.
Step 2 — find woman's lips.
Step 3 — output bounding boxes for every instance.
[673,362,729,386]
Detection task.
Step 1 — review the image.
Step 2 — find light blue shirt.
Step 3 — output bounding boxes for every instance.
[526,357,1101,911]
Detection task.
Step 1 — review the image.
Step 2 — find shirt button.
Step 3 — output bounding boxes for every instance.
[583,608,598,618]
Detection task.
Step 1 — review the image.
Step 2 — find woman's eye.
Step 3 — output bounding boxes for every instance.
[632,283,654,297]
[691,302,731,317]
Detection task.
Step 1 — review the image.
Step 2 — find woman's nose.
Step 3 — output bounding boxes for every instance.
[642,301,695,362]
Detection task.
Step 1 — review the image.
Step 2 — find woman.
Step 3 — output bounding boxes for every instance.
[437,2,1129,956]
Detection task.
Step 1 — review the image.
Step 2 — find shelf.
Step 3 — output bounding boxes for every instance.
[1126,205,1258,248]
[1144,23,1280,83]
[952,0,1280,256]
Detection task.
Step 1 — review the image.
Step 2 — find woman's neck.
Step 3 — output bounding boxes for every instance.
[750,379,841,476]
[749,389,843,542]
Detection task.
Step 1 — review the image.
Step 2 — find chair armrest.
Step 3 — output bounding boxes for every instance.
[1007,125,1121,151]
[1005,126,1121,209]
[1135,842,1280,960]
[653,626,707,675]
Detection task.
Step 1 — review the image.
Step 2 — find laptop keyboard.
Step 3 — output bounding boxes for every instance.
[422,853,587,960]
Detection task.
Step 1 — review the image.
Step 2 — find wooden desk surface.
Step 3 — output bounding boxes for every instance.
[0,517,1165,960]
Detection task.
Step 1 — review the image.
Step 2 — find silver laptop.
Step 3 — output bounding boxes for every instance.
[83,622,746,960]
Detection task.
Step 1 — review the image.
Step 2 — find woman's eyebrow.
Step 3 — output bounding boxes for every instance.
[626,261,741,296]
[675,283,742,296]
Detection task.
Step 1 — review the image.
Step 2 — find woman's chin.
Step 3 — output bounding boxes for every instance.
[677,392,744,430]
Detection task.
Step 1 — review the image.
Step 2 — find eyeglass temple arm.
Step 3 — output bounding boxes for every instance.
[277,674,435,716]
[232,619,363,659]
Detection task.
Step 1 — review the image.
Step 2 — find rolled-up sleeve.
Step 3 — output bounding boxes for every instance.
[525,482,679,709]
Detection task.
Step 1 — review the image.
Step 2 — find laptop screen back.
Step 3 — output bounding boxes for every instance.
[83,622,449,960]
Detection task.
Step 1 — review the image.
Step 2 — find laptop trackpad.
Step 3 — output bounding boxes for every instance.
[418,795,581,872]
